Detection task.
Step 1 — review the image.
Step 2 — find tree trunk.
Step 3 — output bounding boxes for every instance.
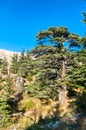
[58,58,68,115]
[58,85,68,114]
[61,60,65,79]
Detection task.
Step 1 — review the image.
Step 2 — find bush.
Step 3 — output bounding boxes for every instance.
[19,99,35,111]
[26,74,33,81]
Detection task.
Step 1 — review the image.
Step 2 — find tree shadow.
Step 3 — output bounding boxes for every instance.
[75,92,86,113]
[25,116,61,130]
[24,91,86,130]
[25,113,86,130]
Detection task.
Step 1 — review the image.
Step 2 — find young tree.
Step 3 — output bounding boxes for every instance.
[0,76,13,128]
[0,97,10,127]
[10,53,19,74]
[0,58,8,75]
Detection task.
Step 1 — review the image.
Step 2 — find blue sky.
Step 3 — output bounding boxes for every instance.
[0,0,86,52]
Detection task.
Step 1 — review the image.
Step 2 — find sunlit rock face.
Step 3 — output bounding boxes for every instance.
[0,49,21,63]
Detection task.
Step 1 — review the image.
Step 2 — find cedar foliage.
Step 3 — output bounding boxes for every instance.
[0,26,86,129]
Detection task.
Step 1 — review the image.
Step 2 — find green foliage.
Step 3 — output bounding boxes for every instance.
[18,62,29,77]
[19,99,35,111]
[0,86,11,127]
[17,50,32,77]
[68,50,86,89]
[0,76,14,127]
[28,79,58,100]
[80,36,86,48]
[25,44,86,105]
[30,45,57,56]
[5,75,14,96]
[0,100,11,127]
[28,82,47,99]
[10,53,19,74]
[0,58,8,74]
[36,26,80,52]
[0,25,86,129]
[26,74,33,81]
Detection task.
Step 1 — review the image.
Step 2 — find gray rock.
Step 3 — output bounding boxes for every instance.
[15,76,25,93]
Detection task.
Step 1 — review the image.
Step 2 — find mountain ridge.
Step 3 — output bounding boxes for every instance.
[0,49,21,63]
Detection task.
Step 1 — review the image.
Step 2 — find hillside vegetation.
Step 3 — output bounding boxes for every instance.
[0,24,86,130]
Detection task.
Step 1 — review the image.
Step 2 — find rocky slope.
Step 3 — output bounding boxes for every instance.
[0,49,21,63]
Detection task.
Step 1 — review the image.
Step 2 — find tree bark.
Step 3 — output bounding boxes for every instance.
[61,60,65,79]
[58,57,68,114]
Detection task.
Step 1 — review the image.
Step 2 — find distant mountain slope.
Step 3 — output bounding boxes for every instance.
[0,49,21,63]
